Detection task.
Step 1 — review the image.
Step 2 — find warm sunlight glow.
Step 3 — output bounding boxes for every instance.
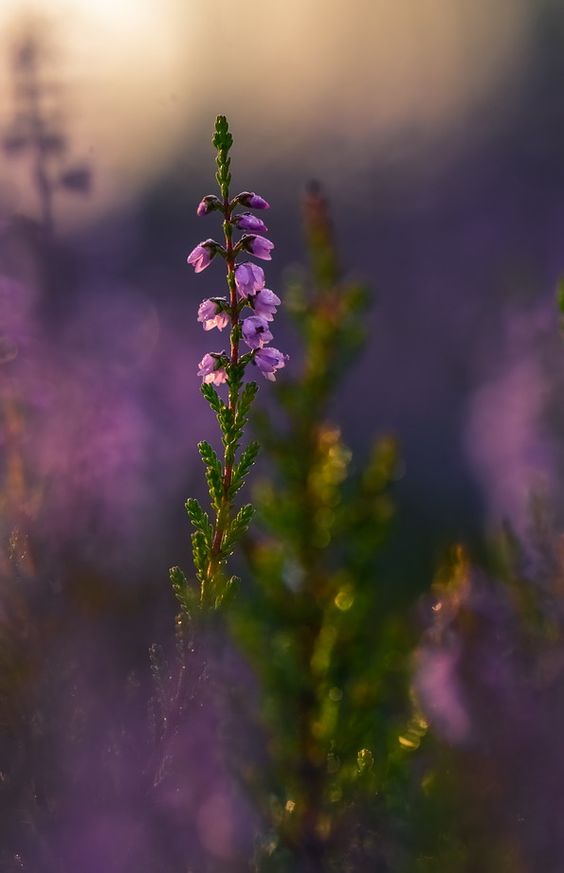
[0,0,191,228]
[0,0,533,228]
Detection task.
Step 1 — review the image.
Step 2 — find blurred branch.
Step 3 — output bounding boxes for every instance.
[2,27,92,236]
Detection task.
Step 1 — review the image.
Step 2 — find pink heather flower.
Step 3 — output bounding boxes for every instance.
[187,239,218,273]
[252,288,280,321]
[242,315,273,350]
[197,352,227,385]
[236,191,270,210]
[241,234,274,261]
[196,195,221,217]
[197,298,230,331]
[254,347,288,381]
[235,262,265,298]
[233,212,268,233]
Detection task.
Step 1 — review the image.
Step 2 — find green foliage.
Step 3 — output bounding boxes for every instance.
[231,441,261,498]
[213,114,232,198]
[238,379,259,421]
[222,503,255,557]
[169,564,197,614]
[184,497,213,545]
[201,381,223,413]
[198,440,223,510]
[175,395,259,611]
[230,183,421,870]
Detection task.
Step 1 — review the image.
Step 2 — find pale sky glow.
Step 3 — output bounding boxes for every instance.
[0,0,190,228]
[194,0,531,131]
[0,0,533,228]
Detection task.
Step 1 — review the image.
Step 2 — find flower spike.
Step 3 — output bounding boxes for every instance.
[172,115,286,611]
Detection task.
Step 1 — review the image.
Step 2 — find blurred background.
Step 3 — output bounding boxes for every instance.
[1,0,564,870]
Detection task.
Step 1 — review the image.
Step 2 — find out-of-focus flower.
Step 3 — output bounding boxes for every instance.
[253,347,288,381]
[235,263,265,298]
[197,298,230,331]
[235,191,270,210]
[240,234,274,261]
[253,288,280,321]
[242,315,273,349]
[197,195,222,217]
[414,644,470,744]
[197,352,227,384]
[187,240,219,273]
[233,212,268,233]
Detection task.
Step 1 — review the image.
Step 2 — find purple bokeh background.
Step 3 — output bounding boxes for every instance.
[1,1,564,868]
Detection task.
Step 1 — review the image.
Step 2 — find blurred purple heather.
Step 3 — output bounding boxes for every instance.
[0,8,563,868]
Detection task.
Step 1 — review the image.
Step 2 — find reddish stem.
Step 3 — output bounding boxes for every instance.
[209,197,239,562]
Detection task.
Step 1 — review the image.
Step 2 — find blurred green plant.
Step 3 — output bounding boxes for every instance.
[230,183,424,872]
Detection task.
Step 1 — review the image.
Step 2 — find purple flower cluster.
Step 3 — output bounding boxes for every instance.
[188,190,288,386]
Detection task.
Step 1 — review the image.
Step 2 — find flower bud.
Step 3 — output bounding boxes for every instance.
[232,212,268,233]
[234,191,270,210]
[197,352,228,385]
[240,234,274,261]
[253,347,288,381]
[196,195,222,217]
[242,315,273,350]
[252,288,280,321]
[187,239,219,273]
[197,298,230,331]
[235,263,265,298]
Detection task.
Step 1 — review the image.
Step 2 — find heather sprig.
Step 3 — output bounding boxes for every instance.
[171,116,287,612]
